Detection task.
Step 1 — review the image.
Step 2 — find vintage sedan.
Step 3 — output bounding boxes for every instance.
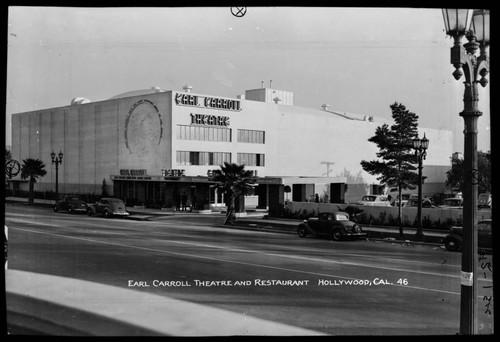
[443,219,492,251]
[356,195,392,207]
[87,197,129,218]
[439,197,463,209]
[54,195,88,214]
[478,193,492,209]
[298,212,366,241]
[406,198,436,208]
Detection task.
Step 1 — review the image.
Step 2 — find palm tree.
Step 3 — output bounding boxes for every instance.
[212,162,256,226]
[20,158,47,205]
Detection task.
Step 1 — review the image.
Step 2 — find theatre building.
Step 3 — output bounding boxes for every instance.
[9,85,453,212]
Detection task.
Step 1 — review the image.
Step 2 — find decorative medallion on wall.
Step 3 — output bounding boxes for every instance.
[124,99,163,154]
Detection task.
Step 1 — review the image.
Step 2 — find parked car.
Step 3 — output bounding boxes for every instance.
[478,193,492,209]
[391,199,408,207]
[443,219,492,251]
[406,198,436,208]
[54,195,88,213]
[87,198,129,218]
[297,212,366,241]
[439,197,463,209]
[357,195,392,207]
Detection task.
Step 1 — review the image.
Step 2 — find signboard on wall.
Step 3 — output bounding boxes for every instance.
[162,169,185,177]
[120,169,147,176]
[175,92,241,111]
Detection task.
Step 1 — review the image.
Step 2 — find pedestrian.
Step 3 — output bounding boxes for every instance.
[315,193,320,203]
[191,194,197,212]
[181,192,188,211]
[174,191,181,211]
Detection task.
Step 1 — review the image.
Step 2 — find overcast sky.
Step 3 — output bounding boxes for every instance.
[6,6,491,153]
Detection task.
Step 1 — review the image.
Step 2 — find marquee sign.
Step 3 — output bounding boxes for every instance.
[162,169,185,177]
[175,93,241,111]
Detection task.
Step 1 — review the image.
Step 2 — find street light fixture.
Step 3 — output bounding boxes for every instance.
[442,8,489,335]
[412,133,429,240]
[51,150,64,201]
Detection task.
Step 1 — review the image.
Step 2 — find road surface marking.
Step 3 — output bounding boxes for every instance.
[9,226,476,295]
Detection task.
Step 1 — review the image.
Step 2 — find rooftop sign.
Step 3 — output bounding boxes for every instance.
[175,93,241,111]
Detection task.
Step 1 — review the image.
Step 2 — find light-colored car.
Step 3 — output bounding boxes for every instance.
[357,195,392,207]
[439,197,463,209]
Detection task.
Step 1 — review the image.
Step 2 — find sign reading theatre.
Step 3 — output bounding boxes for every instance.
[175,93,241,111]
[190,113,229,127]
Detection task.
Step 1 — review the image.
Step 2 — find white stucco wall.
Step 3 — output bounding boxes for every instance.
[10,87,453,201]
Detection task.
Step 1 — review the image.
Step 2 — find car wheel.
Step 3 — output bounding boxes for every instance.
[444,238,461,251]
[298,226,308,238]
[104,209,112,218]
[68,207,73,213]
[88,208,94,216]
[53,206,59,212]
[331,229,342,241]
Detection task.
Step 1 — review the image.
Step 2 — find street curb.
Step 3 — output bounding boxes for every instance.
[228,221,445,246]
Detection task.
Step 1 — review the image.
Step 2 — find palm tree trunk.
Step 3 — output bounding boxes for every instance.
[224,195,236,225]
[28,177,35,205]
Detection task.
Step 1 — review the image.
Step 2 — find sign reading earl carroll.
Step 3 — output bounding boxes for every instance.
[175,92,241,111]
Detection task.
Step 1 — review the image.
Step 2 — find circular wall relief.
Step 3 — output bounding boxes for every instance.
[124,99,163,154]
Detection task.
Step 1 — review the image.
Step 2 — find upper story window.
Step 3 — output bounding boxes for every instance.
[237,129,265,144]
[177,125,231,142]
[237,153,265,166]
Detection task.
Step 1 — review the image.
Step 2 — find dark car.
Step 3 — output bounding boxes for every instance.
[443,219,492,251]
[298,212,366,241]
[54,195,88,213]
[87,197,129,218]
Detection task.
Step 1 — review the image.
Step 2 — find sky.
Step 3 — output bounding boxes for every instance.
[5,6,491,153]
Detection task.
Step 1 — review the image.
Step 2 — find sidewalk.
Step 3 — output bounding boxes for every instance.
[127,206,446,245]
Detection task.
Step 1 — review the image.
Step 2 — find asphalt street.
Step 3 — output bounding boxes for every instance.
[4,204,495,335]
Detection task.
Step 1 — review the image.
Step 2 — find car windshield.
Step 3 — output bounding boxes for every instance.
[68,197,80,201]
[361,196,376,201]
[109,199,124,204]
[335,213,349,221]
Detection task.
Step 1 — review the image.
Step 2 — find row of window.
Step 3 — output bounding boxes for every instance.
[176,151,265,166]
[176,125,265,144]
[177,125,231,142]
[237,153,265,167]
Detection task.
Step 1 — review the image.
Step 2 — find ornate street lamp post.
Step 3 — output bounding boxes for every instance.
[442,8,489,335]
[51,150,64,201]
[412,133,429,240]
